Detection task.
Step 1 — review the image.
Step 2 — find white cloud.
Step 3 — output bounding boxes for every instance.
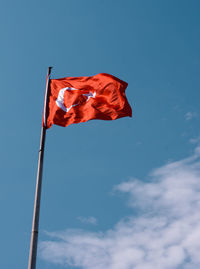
[77,216,97,225]
[185,112,197,121]
[40,147,200,269]
[189,136,200,145]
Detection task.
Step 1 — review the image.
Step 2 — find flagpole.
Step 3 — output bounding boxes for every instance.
[28,67,52,269]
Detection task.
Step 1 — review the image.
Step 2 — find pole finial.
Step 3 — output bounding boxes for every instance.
[48,66,53,76]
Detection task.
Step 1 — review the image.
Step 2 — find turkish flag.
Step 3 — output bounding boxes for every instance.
[44,73,132,129]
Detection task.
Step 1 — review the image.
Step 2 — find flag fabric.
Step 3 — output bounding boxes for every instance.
[44,73,132,129]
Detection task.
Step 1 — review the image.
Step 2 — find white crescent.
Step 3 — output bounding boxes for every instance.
[56,87,96,112]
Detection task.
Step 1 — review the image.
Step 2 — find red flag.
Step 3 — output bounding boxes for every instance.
[44,73,132,129]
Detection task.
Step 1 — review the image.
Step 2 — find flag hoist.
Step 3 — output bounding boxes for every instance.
[28,67,132,269]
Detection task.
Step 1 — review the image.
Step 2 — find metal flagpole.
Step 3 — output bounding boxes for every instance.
[28,66,52,269]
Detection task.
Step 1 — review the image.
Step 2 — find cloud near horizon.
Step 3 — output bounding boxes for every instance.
[40,147,200,269]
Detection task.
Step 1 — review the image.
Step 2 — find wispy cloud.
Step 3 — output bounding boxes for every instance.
[189,136,200,145]
[40,147,200,269]
[77,216,97,225]
[185,112,197,121]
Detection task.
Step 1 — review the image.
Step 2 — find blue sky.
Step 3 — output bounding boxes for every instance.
[1,1,200,268]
